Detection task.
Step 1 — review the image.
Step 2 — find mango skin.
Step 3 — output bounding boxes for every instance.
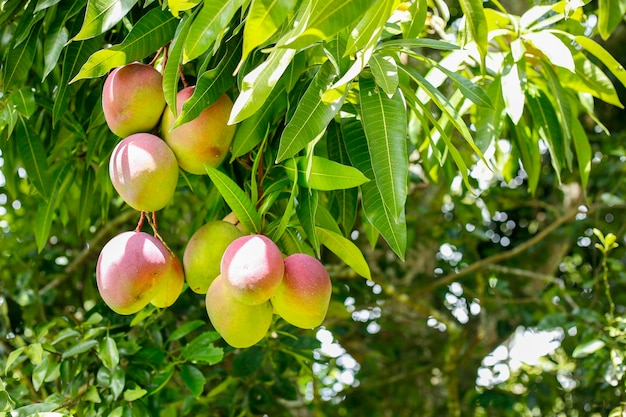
[96,231,171,315]
[161,87,236,175]
[206,275,273,348]
[109,133,179,212]
[151,255,185,308]
[271,254,331,329]
[102,62,166,138]
[183,220,244,294]
[220,234,284,306]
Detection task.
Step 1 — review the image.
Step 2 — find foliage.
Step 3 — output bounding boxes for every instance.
[0,0,626,416]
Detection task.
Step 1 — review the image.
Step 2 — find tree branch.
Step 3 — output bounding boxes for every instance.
[418,206,585,294]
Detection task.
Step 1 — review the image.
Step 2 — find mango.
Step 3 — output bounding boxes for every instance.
[271,254,331,329]
[109,133,178,212]
[205,275,273,348]
[220,234,284,306]
[102,62,165,138]
[161,87,235,175]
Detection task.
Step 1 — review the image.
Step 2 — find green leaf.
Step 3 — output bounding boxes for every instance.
[72,7,178,82]
[342,117,406,259]
[242,0,296,61]
[230,84,287,160]
[573,35,626,89]
[345,0,396,56]
[598,0,626,40]
[178,364,206,397]
[500,53,526,123]
[34,162,73,252]
[111,368,126,400]
[458,0,488,61]
[166,320,206,343]
[182,333,224,365]
[296,189,320,255]
[229,47,297,124]
[572,339,606,358]
[543,63,573,152]
[163,12,195,115]
[571,116,591,190]
[232,346,264,377]
[43,23,69,81]
[316,227,371,279]
[53,37,101,125]
[369,53,398,96]
[523,31,575,72]
[3,29,38,88]
[205,166,261,233]
[475,76,505,152]
[402,0,427,39]
[16,118,50,200]
[77,167,95,234]
[174,35,242,128]
[359,75,407,221]
[283,156,369,190]
[327,122,358,235]
[9,88,36,118]
[148,365,175,395]
[509,115,540,194]
[123,385,147,402]
[526,90,566,183]
[168,0,201,17]
[559,53,623,108]
[61,339,99,359]
[73,0,138,41]
[285,0,376,49]
[98,337,120,371]
[380,38,460,52]
[183,0,244,63]
[277,61,344,161]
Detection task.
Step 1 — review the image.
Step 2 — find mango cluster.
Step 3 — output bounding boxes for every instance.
[202,234,332,348]
[95,62,333,349]
[96,61,235,315]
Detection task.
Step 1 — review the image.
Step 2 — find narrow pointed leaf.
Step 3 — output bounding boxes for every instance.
[277,61,344,161]
[380,38,459,52]
[3,31,37,88]
[524,31,575,73]
[558,54,623,108]
[428,59,492,108]
[475,77,505,152]
[369,53,398,96]
[35,162,73,252]
[163,13,195,116]
[402,0,427,39]
[296,189,320,255]
[574,35,626,89]
[178,364,206,397]
[230,84,287,160]
[345,0,396,56]
[285,0,376,49]
[175,35,242,128]
[283,156,369,190]
[571,116,591,190]
[527,90,565,183]
[9,88,36,118]
[342,118,406,259]
[327,122,358,235]
[243,0,296,60]
[53,37,101,124]
[16,118,50,200]
[72,8,178,82]
[598,0,626,40]
[73,0,138,41]
[500,53,525,123]
[230,47,297,124]
[543,63,573,153]
[168,0,201,17]
[458,0,488,60]
[359,75,407,221]
[205,166,261,233]
[183,0,244,63]
[43,24,69,81]
[316,227,371,279]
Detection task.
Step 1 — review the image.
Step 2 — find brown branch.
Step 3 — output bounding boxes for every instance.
[418,206,585,294]
[39,210,137,295]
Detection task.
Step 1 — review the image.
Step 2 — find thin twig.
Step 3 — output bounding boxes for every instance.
[418,206,585,294]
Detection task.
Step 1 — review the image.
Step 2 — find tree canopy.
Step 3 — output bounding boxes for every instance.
[1,0,626,416]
